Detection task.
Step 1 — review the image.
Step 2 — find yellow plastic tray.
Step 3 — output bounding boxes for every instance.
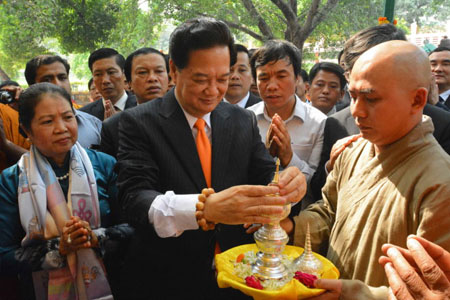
[216,244,339,300]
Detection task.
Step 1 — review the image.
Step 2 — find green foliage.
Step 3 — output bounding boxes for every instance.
[1,0,449,81]
[53,0,120,53]
[395,0,450,28]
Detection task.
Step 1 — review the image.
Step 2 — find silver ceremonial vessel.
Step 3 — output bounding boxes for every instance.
[252,159,291,280]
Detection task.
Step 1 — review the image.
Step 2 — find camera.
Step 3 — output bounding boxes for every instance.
[0,90,14,104]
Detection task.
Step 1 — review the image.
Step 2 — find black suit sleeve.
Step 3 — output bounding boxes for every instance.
[424,104,450,155]
[116,109,161,232]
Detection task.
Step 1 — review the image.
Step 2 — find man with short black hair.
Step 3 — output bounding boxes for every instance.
[308,62,346,116]
[100,47,169,158]
[80,48,136,120]
[25,55,102,149]
[116,18,305,299]
[429,46,450,111]
[224,44,261,108]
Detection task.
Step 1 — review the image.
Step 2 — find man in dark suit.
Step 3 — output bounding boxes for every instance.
[429,46,450,111]
[100,47,169,158]
[80,48,136,121]
[115,18,306,299]
[224,44,261,108]
[310,24,450,202]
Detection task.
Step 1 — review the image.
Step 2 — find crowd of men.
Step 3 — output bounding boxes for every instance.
[0,18,449,300]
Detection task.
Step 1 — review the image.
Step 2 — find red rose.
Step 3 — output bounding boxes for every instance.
[245,276,263,290]
[294,271,317,288]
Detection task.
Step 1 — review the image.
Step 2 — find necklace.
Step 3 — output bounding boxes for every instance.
[56,172,70,181]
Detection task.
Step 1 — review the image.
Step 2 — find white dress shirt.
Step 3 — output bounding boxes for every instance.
[224,92,250,108]
[247,96,326,182]
[148,104,211,238]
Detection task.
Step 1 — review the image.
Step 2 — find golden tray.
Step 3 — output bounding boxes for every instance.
[216,244,339,300]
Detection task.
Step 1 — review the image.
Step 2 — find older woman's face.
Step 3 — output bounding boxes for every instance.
[26,94,77,164]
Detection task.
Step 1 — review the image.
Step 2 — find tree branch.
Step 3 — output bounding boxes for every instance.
[185,8,265,41]
[240,0,274,39]
[271,0,297,22]
[302,0,338,38]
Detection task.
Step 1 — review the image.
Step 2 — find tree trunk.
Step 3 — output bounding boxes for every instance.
[0,66,10,82]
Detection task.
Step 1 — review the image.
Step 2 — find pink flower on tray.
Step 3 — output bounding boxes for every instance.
[245,276,263,290]
[294,271,317,288]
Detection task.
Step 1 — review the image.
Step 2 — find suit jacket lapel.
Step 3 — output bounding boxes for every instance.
[124,94,137,109]
[211,102,232,189]
[93,100,105,121]
[159,91,207,191]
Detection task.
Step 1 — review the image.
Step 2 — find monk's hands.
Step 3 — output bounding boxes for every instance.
[326,134,362,173]
[304,279,342,299]
[266,114,293,167]
[59,216,98,256]
[379,236,450,300]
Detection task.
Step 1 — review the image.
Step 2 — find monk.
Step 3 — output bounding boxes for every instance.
[288,40,450,299]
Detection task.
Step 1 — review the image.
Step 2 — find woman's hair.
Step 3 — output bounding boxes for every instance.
[19,82,73,133]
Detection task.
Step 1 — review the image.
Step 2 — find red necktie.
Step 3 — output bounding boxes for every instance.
[194,119,211,188]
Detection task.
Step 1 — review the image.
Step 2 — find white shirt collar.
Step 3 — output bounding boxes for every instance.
[326,105,337,116]
[224,92,250,108]
[103,91,127,111]
[440,89,450,101]
[176,99,211,131]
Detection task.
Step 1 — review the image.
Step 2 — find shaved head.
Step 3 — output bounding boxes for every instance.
[349,40,430,153]
[354,40,431,93]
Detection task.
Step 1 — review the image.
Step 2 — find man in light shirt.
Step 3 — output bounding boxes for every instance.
[247,40,326,184]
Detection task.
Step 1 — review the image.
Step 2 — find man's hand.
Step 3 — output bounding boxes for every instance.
[104,99,117,119]
[325,134,362,173]
[267,114,293,167]
[428,75,439,105]
[305,279,342,299]
[278,166,306,204]
[203,185,287,225]
[379,236,450,300]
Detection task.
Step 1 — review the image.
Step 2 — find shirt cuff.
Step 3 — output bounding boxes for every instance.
[148,191,199,238]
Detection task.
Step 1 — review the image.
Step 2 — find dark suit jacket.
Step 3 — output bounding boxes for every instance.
[245,92,262,108]
[310,104,450,202]
[99,112,122,158]
[79,93,137,121]
[115,89,274,299]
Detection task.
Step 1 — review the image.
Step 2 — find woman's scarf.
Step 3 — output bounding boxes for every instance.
[17,143,112,300]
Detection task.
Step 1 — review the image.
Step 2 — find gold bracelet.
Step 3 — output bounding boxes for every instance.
[196,188,216,231]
